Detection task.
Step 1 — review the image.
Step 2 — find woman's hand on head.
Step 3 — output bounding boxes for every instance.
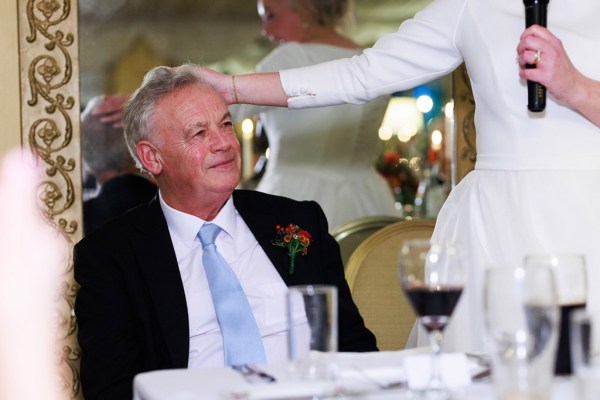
[195,67,238,105]
[192,67,287,107]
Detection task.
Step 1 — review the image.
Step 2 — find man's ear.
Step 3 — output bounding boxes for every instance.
[136,140,163,176]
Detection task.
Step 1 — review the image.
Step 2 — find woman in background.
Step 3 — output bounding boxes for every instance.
[234,0,398,230]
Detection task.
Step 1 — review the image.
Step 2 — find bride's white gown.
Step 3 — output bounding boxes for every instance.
[279,0,600,353]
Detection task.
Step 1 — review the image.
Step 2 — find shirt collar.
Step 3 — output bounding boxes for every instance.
[159,190,238,248]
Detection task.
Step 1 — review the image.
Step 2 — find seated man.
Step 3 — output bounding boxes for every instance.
[81,95,157,235]
[74,65,377,400]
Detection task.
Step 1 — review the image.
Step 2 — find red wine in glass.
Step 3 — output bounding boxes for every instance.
[555,302,586,375]
[404,285,463,332]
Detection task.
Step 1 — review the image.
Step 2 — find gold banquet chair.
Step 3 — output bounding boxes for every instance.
[345,219,436,350]
[330,215,403,268]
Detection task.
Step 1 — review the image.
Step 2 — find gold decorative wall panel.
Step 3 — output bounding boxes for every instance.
[452,63,476,183]
[19,0,83,398]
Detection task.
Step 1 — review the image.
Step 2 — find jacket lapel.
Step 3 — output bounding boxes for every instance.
[233,191,315,287]
[132,197,190,368]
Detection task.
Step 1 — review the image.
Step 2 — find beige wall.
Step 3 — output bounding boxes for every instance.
[0,0,21,158]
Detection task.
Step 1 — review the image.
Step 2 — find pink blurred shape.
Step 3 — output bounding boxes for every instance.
[0,149,68,400]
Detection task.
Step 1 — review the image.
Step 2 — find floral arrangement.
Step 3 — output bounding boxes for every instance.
[272,224,312,274]
[376,149,419,207]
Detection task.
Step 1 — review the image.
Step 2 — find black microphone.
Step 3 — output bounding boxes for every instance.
[523,0,549,112]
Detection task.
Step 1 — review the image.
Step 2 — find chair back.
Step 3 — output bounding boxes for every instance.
[345,219,436,350]
[330,215,402,268]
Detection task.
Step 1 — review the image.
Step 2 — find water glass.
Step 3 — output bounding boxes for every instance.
[525,253,587,375]
[286,285,338,380]
[484,265,559,400]
[571,309,600,400]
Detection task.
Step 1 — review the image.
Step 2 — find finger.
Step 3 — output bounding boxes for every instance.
[517,49,540,69]
[92,95,128,116]
[532,49,542,66]
[99,112,122,124]
[517,33,546,53]
[518,65,539,81]
[520,26,562,57]
[521,25,551,41]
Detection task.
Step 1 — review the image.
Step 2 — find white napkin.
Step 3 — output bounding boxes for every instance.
[334,349,421,388]
[228,381,339,400]
[226,350,481,399]
[403,352,471,389]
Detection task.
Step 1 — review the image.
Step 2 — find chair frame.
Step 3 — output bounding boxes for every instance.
[345,219,436,350]
[330,215,403,243]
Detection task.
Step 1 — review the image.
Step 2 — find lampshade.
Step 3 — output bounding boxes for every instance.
[379,97,424,142]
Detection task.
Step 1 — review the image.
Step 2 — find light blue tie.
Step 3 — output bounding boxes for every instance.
[198,223,266,366]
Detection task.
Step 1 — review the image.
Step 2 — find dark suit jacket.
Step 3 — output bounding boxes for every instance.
[74,190,377,400]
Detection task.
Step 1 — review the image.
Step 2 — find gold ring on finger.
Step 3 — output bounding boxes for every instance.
[534,49,542,65]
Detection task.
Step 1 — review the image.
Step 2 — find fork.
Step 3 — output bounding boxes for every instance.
[232,364,277,383]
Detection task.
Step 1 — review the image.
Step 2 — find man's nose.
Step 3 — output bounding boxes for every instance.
[210,131,232,150]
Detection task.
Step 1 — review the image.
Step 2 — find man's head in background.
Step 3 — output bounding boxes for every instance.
[81,95,136,186]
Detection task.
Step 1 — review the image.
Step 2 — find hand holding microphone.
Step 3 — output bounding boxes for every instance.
[523,0,549,112]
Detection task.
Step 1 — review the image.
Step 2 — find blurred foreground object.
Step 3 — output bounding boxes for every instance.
[0,150,70,400]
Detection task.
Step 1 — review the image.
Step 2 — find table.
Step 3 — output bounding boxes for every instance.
[133,351,577,399]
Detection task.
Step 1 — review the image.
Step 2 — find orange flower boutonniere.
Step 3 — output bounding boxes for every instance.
[272,224,312,274]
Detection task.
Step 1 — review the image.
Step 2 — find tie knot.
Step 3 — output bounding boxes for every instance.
[198,223,221,247]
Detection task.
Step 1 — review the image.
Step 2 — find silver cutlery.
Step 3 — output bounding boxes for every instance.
[232,364,277,383]
[466,353,492,381]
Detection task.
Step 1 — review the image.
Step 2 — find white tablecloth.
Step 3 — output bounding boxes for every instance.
[133,351,577,400]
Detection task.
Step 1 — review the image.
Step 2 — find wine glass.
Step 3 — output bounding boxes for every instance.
[398,239,464,399]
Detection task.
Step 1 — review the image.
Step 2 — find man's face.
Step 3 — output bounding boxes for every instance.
[145,83,241,206]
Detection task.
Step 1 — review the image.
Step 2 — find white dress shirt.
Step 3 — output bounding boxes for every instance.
[159,192,296,367]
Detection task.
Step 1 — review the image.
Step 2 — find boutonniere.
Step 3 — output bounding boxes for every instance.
[272,224,312,274]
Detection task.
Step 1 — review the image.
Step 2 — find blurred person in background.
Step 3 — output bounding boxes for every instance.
[232,0,397,230]
[81,95,157,235]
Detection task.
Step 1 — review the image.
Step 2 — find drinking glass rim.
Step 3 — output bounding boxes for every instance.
[484,264,558,305]
[523,253,586,265]
[484,264,555,277]
[288,284,338,296]
[523,253,587,303]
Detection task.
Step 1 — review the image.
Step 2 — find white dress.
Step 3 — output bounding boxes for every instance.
[234,43,397,231]
[280,0,600,353]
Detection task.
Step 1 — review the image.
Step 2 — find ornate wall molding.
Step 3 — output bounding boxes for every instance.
[452,63,477,184]
[19,0,83,398]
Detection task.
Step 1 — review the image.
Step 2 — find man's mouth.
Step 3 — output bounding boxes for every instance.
[209,158,235,169]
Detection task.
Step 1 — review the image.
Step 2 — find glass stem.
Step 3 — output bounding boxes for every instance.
[428,329,444,389]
